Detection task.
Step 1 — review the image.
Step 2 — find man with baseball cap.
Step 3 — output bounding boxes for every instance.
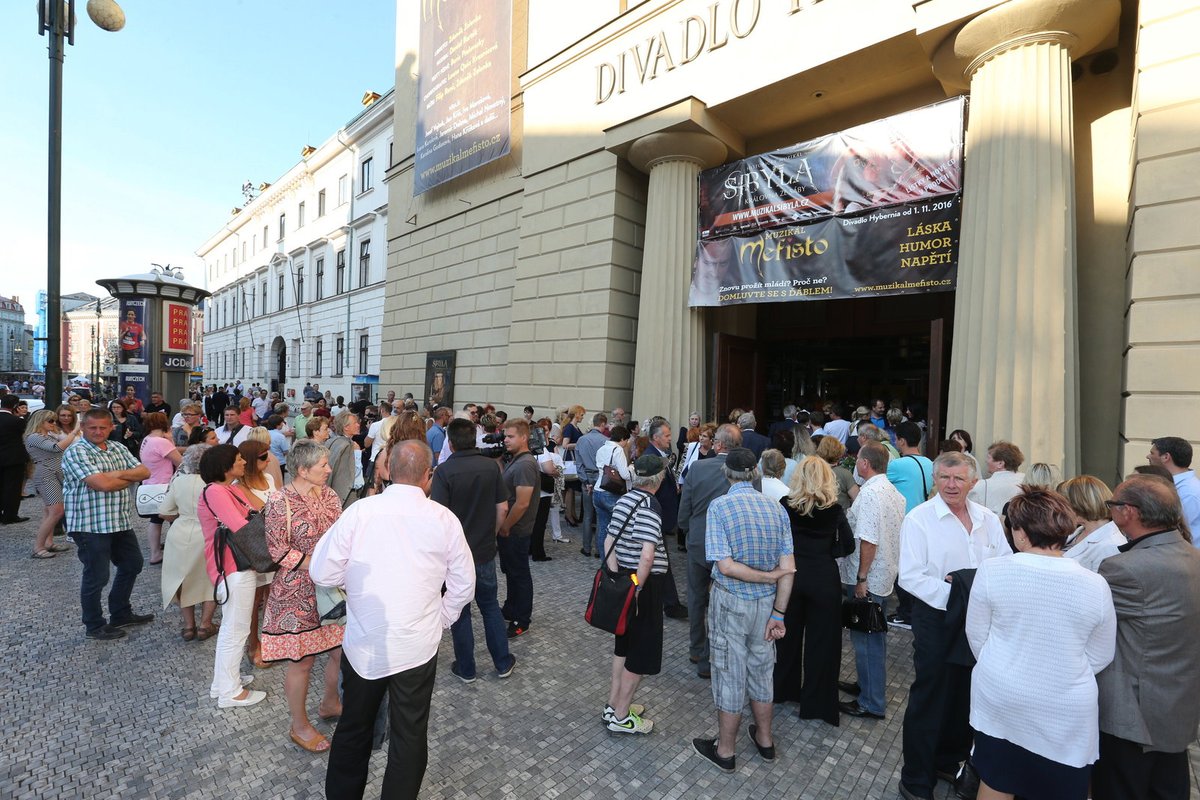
[690,447,795,773]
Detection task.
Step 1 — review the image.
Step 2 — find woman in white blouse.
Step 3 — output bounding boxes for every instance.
[1059,475,1126,572]
[592,425,632,557]
[965,488,1116,800]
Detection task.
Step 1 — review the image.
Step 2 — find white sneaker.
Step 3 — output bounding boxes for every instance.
[553,536,572,544]
[209,675,254,699]
[602,703,645,724]
[218,689,266,708]
[606,711,653,734]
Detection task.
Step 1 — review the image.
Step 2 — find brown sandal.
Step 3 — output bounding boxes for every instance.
[196,622,219,641]
[181,626,197,641]
[290,728,331,753]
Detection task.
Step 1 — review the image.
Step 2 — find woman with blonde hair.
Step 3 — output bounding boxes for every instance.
[561,404,586,526]
[24,409,80,558]
[1024,463,1061,490]
[1059,475,1126,572]
[816,435,857,509]
[245,426,284,489]
[158,444,219,640]
[774,456,854,725]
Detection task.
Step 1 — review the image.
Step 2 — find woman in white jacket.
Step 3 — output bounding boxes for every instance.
[1059,475,1126,572]
[592,425,632,557]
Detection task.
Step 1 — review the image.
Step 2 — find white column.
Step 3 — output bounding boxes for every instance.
[936,0,1120,476]
[628,132,727,433]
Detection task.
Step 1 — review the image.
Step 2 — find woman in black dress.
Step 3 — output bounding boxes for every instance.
[774,456,854,726]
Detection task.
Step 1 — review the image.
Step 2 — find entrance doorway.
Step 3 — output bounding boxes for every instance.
[712,293,954,455]
[270,336,286,395]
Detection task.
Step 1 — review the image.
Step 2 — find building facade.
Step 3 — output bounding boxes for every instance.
[0,296,30,374]
[196,91,393,403]
[378,0,1198,483]
[62,295,118,383]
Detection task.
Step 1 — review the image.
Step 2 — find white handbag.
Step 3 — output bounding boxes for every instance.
[135,483,170,517]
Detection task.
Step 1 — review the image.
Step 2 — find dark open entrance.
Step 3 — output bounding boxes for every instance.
[713,292,954,455]
[270,337,286,396]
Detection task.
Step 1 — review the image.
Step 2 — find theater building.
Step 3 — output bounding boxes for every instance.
[381,0,1199,482]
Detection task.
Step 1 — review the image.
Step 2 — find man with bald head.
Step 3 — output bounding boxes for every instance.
[1093,475,1200,800]
[312,439,476,800]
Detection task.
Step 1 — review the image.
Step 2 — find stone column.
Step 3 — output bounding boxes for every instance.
[627,131,727,433]
[935,0,1119,476]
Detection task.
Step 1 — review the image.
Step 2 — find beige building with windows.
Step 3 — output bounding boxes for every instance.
[381,0,1200,483]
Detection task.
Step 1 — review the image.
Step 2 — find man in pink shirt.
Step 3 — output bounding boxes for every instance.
[312,439,475,800]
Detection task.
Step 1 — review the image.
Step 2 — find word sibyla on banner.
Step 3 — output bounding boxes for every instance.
[691,97,965,307]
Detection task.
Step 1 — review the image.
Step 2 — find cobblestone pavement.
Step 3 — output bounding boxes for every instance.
[2,496,1198,799]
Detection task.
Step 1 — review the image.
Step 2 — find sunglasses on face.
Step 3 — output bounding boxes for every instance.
[258,454,269,462]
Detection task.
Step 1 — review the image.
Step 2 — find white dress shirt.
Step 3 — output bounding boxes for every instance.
[842,473,908,596]
[760,476,789,503]
[1064,521,1126,572]
[1172,470,1200,545]
[966,553,1115,767]
[823,418,851,444]
[309,483,476,679]
[214,424,250,447]
[898,493,1012,610]
[967,469,1025,516]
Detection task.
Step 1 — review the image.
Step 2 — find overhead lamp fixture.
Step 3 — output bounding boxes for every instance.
[362,91,382,106]
[301,144,316,158]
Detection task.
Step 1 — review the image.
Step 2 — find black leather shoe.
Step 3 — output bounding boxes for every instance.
[697,669,711,680]
[898,782,932,800]
[691,738,735,773]
[838,680,861,696]
[1,516,30,525]
[747,724,775,761]
[838,700,884,720]
[954,762,980,800]
[111,612,155,628]
[664,606,688,620]
[86,624,127,641]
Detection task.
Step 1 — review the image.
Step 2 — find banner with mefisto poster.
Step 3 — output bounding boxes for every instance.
[690,97,966,307]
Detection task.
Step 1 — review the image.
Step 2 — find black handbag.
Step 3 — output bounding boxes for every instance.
[584,497,648,635]
[842,597,887,633]
[599,449,627,494]
[202,486,279,604]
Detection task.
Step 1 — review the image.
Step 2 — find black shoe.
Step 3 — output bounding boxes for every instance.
[111,612,154,628]
[532,556,552,562]
[954,762,980,800]
[935,764,961,783]
[86,624,127,641]
[580,547,592,557]
[838,680,861,696]
[886,613,912,630]
[747,724,775,761]
[506,622,528,639]
[450,663,476,684]
[691,738,735,773]
[898,781,932,800]
[838,700,884,720]
[1,516,30,525]
[664,605,688,620]
[697,669,711,680]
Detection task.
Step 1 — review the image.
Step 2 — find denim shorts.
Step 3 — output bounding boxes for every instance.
[707,585,776,714]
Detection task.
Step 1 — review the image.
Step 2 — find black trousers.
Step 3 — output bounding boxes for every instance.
[659,533,683,611]
[900,600,972,794]
[772,560,841,725]
[531,496,551,560]
[0,462,25,522]
[327,654,438,800]
[1092,732,1190,800]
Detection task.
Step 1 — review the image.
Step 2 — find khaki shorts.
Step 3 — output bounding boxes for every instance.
[707,585,776,714]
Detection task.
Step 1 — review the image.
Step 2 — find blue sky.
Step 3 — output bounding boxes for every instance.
[0,0,396,325]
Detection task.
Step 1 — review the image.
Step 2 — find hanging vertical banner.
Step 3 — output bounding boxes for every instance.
[424,350,455,411]
[161,300,192,355]
[691,98,966,307]
[414,0,512,195]
[117,297,151,409]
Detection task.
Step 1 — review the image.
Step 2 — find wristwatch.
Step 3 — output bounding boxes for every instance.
[856,576,868,583]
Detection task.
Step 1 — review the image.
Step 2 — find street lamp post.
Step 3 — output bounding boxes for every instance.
[38,0,124,406]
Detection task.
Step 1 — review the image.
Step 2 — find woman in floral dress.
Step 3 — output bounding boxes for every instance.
[261,439,344,753]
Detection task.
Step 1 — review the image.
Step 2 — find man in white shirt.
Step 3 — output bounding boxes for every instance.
[838,443,907,721]
[363,401,393,461]
[966,440,1025,516]
[251,389,272,421]
[311,439,475,800]
[823,403,851,445]
[214,407,249,447]
[897,451,1011,800]
[1147,436,1200,541]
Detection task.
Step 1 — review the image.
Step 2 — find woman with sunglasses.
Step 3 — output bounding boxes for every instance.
[23,409,80,558]
[237,439,277,669]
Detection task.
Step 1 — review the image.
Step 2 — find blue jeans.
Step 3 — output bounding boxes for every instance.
[450,560,513,677]
[580,482,596,553]
[592,489,619,556]
[497,535,533,627]
[71,529,144,632]
[846,585,888,716]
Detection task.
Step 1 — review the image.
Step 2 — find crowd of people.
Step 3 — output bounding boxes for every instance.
[8,379,1200,800]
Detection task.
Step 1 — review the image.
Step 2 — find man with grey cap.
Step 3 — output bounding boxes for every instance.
[603,453,671,735]
[691,447,795,773]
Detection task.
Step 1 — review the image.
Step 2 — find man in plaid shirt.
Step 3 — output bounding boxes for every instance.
[63,408,154,641]
[691,447,795,773]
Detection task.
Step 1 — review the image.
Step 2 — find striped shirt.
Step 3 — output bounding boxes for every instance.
[607,490,668,574]
[62,437,141,534]
[706,482,793,599]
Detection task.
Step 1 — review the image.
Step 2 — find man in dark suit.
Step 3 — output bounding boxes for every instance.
[645,416,687,620]
[767,404,798,440]
[738,412,770,459]
[1094,475,1200,800]
[678,423,743,678]
[0,394,31,524]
